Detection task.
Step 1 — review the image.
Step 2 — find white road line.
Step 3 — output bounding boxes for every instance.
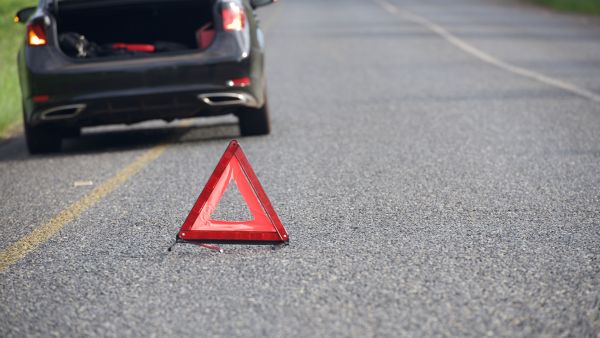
[374,0,600,104]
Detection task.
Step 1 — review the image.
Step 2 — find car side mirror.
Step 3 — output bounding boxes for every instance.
[15,7,36,24]
[251,0,278,9]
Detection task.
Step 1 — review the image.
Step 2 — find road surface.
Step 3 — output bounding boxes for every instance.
[1,0,600,336]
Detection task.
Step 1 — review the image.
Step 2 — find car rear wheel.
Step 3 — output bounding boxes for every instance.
[237,98,271,136]
[24,122,62,154]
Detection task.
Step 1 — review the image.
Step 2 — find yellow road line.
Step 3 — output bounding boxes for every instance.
[0,143,169,273]
[374,0,600,104]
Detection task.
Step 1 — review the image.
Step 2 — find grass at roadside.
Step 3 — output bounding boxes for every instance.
[532,0,600,14]
[0,0,36,137]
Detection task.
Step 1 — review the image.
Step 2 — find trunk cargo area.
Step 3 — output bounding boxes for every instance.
[55,0,216,59]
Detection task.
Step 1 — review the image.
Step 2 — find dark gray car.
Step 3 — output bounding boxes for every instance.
[16,0,276,153]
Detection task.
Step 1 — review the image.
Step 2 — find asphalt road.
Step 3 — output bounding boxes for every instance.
[2,0,600,336]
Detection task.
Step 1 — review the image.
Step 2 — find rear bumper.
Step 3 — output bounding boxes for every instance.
[19,32,265,128]
[31,86,261,128]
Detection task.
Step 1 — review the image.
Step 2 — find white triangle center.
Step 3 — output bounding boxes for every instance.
[210,179,253,221]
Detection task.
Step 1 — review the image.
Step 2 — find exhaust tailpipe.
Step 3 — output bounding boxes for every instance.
[198,93,256,107]
[40,104,86,120]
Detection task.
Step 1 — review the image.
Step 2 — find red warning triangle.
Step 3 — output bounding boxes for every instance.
[178,140,288,244]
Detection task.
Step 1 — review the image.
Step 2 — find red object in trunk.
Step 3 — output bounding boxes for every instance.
[196,23,215,49]
[178,140,289,244]
[111,43,156,53]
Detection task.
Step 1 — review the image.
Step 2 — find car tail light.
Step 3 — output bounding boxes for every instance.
[227,77,251,87]
[222,2,246,32]
[32,94,50,103]
[27,20,47,46]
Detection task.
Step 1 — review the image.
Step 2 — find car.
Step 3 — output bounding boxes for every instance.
[15,0,277,154]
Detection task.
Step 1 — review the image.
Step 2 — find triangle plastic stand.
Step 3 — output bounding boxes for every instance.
[173,140,288,248]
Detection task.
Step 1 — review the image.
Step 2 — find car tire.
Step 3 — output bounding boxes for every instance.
[237,98,271,136]
[24,122,62,154]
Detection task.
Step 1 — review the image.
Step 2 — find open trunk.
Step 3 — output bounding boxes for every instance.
[55,0,216,59]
